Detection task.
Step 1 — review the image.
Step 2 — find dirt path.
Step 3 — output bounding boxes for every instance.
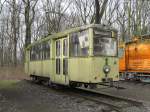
[0,67,149,112]
[0,80,110,112]
[0,80,148,112]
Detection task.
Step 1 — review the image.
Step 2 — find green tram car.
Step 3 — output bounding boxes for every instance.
[25,24,119,88]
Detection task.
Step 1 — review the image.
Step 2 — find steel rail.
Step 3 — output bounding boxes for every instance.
[24,79,144,112]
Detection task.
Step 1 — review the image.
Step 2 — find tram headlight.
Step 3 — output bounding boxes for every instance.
[103,65,110,74]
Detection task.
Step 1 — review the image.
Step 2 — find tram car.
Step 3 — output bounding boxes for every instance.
[25,24,119,88]
[119,34,150,82]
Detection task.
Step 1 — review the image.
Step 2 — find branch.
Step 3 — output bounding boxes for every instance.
[30,0,38,25]
[99,0,108,24]
[0,0,6,14]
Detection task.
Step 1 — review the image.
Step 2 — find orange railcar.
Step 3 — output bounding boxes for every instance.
[125,41,150,73]
[119,34,150,81]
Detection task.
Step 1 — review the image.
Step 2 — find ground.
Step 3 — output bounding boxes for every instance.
[0,67,149,112]
[0,67,109,112]
[0,80,109,112]
[96,81,150,111]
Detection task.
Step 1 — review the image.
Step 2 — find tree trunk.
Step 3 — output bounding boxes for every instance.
[24,0,31,47]
[0,36,4,67]
[24,0,38,47]
[12,0,17,66]
[95,0,100,24]
[95,0,108,24]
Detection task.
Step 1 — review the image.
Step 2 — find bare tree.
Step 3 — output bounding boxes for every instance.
[0,0,6,14]
[22,0,38,47]
[43,0,72,33]
[95,0,108,24]
[0,23,5,66]
[0,0,150,67]
[11,0,17,66]
[74,0,94,25]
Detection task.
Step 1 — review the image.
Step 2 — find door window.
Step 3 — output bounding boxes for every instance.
[70,30,89,56]
[56,58,60,74]
[56,40,61,57]
[63,39,68,56]
[63,59,68,75]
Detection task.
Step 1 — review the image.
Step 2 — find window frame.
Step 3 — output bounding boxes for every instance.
[30,41,51,61]
[93,29,118,57]
[69,30,90,57]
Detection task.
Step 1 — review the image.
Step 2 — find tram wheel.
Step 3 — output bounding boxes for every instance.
[30,76,36,82]
[48,79,54,87]
[89,84,97,89]
[84,84,88,88]
[69,82,77,88]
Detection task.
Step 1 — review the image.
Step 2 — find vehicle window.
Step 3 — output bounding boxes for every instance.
[45,43,50,59]
[30,42,50,61]
[43,43,46,59]
[56,59,60,74]
[35,45,40,60]
[70,30,89,56]
[63,59,68,75]
[42,43,50,60]
[56,40,61,57]
[56,40,61,74]
[39,44,43,60]
[63,39,68,56]
[93,30,117,56]
[30,47,35,61]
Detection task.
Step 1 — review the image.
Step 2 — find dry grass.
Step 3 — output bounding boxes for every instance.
[0,66,27,80]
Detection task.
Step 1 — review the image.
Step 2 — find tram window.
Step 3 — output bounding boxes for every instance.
[63,59,68,75]
[93,30,117,56]
[46,43,50,59]
[43,43,46,59]
[70,33,79,56]
[30,42,50,61]
[56,40,61,57]
[30,45,38,60]
[63,39,68,56]
[40,44,43,60]
[56,59,60,74]
[42,42,50,60]
[70,30,89,56]
[38,45,41,60]
[30,48,35,61]
[33,46,36,60]
[35,45,39,60]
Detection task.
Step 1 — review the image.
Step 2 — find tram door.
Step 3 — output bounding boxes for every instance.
[55,37,69,85]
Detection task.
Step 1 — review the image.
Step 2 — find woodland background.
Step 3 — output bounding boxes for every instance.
[0,0,150,66]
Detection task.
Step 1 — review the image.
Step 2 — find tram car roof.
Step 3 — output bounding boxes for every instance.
[25,24,117,50]
[123,33,150,45]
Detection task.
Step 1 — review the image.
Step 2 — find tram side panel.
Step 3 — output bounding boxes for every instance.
[68,58,91,83]
[42,60,52,78]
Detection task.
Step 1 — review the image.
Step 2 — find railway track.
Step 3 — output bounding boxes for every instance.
[121,80,150,84]
[24,79,145,112]
[71,87,144,112]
